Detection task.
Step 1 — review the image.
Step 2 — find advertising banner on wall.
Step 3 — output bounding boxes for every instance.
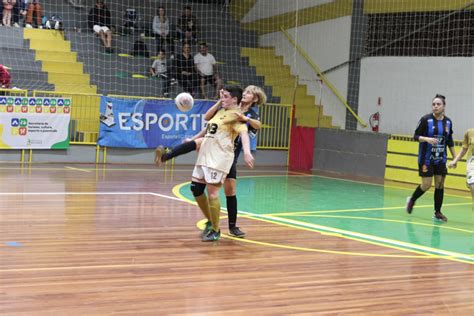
[0,96,71,149]
[97,97,215,148]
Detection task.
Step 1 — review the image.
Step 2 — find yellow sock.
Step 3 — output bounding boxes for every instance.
[209,197,221,232]
[195,194,211,221]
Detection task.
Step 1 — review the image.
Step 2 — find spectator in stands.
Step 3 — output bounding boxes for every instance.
[175,43,198,96]
[0,64,11,95]
[25,0,42,28]
[11,0,27,27]
[2,0,16,26]
[152,6,172,57]
[150,49,174,98]
[88,0,114,53]
[177,6,198,44]
[194,43,223,99]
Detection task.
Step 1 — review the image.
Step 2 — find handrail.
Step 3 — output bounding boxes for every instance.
[280,27,368,128]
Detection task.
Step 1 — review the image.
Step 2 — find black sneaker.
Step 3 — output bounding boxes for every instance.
[200,221,212,238]
[406,197,415,214]
[202,229,221,242]
[229,226,245,238]
[433,212,448,222]
[154,146,165,166]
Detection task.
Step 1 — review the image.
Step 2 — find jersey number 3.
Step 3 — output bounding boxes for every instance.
[207,123,218,135]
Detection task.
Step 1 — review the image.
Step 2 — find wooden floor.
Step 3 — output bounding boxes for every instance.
[0,164,473,315]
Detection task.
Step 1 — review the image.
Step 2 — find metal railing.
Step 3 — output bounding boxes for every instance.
[1,89,292,150]
[280,27,368,128]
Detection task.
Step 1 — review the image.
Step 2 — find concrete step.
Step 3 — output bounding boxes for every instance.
[42,61,84,74]
[35,50,78,63]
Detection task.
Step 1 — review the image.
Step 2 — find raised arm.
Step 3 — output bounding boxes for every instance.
[203,100,221,121]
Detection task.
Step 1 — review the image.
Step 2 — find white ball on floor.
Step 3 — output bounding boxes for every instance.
[175,92,194,112]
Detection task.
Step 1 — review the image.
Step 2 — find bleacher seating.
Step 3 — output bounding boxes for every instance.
[0,27,54,91]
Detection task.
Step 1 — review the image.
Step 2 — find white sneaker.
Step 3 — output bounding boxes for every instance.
[13,22,20,28]
[25,23,33,28]
[38,25,43,29]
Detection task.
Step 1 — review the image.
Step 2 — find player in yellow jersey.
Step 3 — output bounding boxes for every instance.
[190,85,254,241]
[449,128,474,203]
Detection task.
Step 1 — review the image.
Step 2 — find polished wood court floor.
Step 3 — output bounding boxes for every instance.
[0,163,473,315]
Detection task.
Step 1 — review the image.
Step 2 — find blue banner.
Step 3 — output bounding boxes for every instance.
[97,97,215,148]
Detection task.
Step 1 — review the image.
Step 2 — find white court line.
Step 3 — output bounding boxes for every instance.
[0,191,185,202]
[235,210,474,262]
[64,167,92,173]
[2,191,471,263]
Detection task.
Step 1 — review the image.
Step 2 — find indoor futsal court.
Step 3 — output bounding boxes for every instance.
[1,0,474,314]
[1,164,473,314]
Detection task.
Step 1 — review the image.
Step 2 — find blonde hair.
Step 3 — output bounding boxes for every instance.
[245,85,267,106]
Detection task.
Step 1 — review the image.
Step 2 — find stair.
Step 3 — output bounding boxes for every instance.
[24,29,100,142]
[241,47,334,128]
[24,29,97,94]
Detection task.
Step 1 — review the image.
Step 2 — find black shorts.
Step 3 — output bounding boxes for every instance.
[227,161,237,180]
[200,75,214,85]
[418,163,447,177]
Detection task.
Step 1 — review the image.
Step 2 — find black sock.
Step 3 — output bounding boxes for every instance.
[163,140,196,162]
[434,188,444,213]
[411,185,426,202]
[226,195,237,228]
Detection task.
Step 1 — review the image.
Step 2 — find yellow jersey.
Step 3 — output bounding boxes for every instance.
[196,108,247,173]
[462,128,474,164]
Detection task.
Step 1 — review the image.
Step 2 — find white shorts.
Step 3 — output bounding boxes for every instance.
[192,166,226,184]
[467,159,474,185]
[93,25,110,33]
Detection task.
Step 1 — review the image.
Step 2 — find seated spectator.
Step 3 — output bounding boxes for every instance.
[131,39,150,57]
[88,0,114,53]
[25,0,42,28]
[175,43,198,96]
[177,6,198,44]
[11,0,27,27]
[150,49,174,98]
[194,43,223,99]
[152,6,172,57]
[2,0,16,26]
[0,64,11,95]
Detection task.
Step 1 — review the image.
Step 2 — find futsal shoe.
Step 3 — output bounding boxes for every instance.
[406,197,415,214]
[229,226,246,238]
[200,221,212,238]
[154,146,165,166]
[433,212,448,222]
[202,230,221,242]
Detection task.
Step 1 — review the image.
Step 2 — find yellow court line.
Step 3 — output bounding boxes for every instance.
[287,214,473,234]
[228,214,447,260]
[261,214,474,264]
[173,181,474,264]
[267,202,473,216]
[195,219,430,259]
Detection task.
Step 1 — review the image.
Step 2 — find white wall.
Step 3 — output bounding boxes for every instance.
[358,57,474,140]
[242,0,333,23]
[259,17,351,128]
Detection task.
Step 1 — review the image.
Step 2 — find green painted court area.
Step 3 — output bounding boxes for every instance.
[180,175,473,263]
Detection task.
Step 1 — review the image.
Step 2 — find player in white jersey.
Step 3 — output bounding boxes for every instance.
[449,128,474,203]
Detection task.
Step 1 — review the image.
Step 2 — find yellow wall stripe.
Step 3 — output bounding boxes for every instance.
[364,0,474,14]
[239,0,473,35]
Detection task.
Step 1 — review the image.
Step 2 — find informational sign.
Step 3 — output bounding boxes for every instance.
[0,96,71,149]
[97,97,215,148]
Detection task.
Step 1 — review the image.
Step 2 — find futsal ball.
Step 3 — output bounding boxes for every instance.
[175,92,194,112]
